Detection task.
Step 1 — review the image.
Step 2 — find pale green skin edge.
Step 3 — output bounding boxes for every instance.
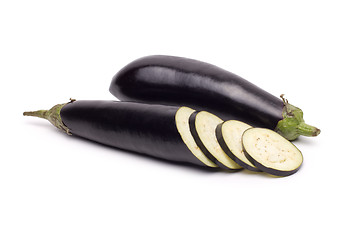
[275,96,321,141]
[23,97,320,141]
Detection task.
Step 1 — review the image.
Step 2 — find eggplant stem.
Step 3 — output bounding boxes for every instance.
[23,99,74,135]
[23,110,47,119]
[297,122,321,137]
[275,95,320,140]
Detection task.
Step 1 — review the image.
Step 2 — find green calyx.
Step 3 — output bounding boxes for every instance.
[275,95,321,141]
[23,98,75,135]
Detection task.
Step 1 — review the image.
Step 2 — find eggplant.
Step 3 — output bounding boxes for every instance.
[109,55,320,140]
[189,111,242,170]
[242,128,303,177]
[215,120,260,172]
[23,100,218,168]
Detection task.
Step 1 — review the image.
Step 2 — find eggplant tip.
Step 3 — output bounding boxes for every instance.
[313,128,321,136]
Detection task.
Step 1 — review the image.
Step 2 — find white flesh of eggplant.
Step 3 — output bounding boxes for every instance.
[175,107,218,168]
[194,111,242,169]
[242,128,303,175]
[220,120,257,170]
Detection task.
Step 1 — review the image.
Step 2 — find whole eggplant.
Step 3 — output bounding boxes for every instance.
[109,55,320,140]
[23,100,217,168]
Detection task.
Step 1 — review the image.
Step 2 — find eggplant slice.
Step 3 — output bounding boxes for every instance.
[189,111,243,170]
[242,128,303,176]
[175,107,218,168]
[216,120,259,171]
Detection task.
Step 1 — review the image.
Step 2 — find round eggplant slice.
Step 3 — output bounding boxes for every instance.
[175,107,218,168]
[189,111,243,170]
[242,128,303,177]
[216,120,260,172]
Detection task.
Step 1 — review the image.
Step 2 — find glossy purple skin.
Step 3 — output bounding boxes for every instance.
[60,100,207,167]
[110,55,284,129]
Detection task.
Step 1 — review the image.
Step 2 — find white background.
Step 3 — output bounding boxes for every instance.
[1,0,359,239]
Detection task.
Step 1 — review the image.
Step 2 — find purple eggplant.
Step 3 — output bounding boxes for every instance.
[23,100,219,168]
[109,55,320,140]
